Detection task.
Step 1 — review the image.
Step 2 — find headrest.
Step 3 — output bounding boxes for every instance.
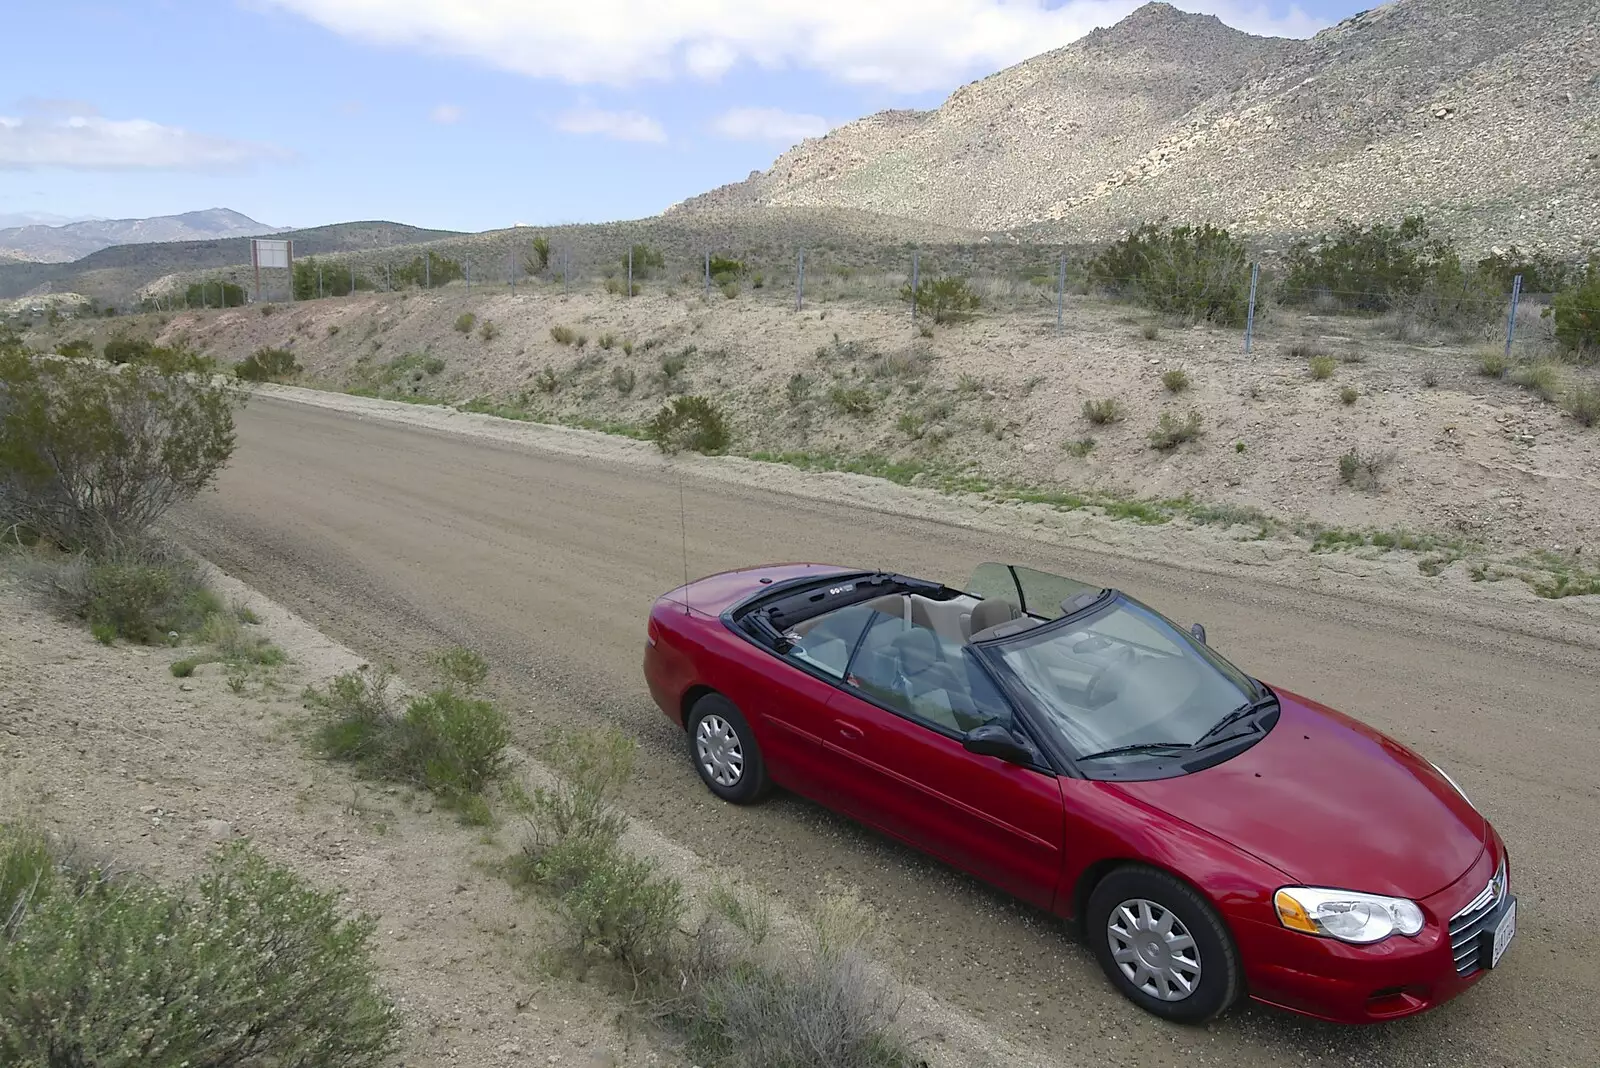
[969,598,1020,635]
[891,627,941,674]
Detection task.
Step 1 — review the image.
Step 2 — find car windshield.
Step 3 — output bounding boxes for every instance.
[989,596,1259,757]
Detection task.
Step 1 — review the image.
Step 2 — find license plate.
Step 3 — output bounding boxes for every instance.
[1490,899,1516,968]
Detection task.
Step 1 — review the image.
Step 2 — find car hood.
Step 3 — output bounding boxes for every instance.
[1112,689,1487,900]
[661,563,858,616]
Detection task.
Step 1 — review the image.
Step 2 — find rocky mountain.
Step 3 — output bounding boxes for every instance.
[674,0,1600,253]
[0,208,280,263]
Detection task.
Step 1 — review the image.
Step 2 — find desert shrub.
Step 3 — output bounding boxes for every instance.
[1509,361,1562,402]
[309,648,509,810]
[1148,409,1203,450]
[1141,323,1160,341]
[390,254,462,290]
[829,385,876,415]
[1088,222,1251,325]
[0,351,241,553]
[1309,354,1337,380]
[184,280,246,308]
[534,366,560,394]
[1408,252,1504,331]
[1477,246,1573,294]
[260,304,276,316]
[1478,348,1507,377]
[24,540,220,644]
[234,346,301,382]
[622,244,665,279]
[1064,438,1096,458]
[1160,366,1190,392]
[647,395,731,455]
[721,282,740,299]
[658,349,691,391]
[1339,385,1359,405]
[1338,447,1394,490]
[0,828,398,1068]
[709,255,744,278]
[1287,342,1322,361]
[55,339,94,359]
[899,276,981,324]
[1562,383,1600,427]
[1082,398,1123,425]
[1280,215,1451,312]
[610,366,636,395]
[575,335,589,350]
[1422,364,1441,387]
[551,325,576,345]
[1552,260,1600,359]
[478,320,499,342]
[454,312,476,334]
[599,333,616,350]
[292,258,371,299]
[102,336,154,365]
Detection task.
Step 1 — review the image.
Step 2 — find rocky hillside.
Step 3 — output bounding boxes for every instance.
[675,0,1600,253]
[0,208,278,263]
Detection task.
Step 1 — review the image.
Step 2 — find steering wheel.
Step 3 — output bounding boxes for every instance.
[1084,646,1138,709]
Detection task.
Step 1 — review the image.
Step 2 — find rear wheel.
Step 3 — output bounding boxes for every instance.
[686,693,769,804]
[1086,865,1242,1024]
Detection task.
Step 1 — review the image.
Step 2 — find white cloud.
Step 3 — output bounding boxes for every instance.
[429,103,464,124]
[712,107,833,143]
[255,1,1327,93]
[0,110,288,170]
[554,106,667,143]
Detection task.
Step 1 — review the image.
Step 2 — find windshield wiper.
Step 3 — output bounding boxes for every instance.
[1191,694,1279,750]
[1076,741,1194,762]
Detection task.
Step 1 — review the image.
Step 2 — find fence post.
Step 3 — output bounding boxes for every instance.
[911,249,920,321]
[1244,262,1260,354]
[704,250,711,299]
[466,256,471,291]
[425,252,431,289]
[796,248,805,311]
[1056,252,1066,331]
[386,262,391,291]
[318,266,324,300]
[563,247,569,296]
[509,250,515,293]
[350,265,356,295]
[1505,273,1523,360]
[627,247,633,298]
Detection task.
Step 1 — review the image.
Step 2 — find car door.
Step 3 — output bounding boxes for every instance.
[818,609,1065,909]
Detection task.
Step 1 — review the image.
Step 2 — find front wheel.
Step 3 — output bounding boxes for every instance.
[1086,866,1243,1024]
[686,693,769,804]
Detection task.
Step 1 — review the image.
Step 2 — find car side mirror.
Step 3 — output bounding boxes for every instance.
[963,723,1033,765]
[1190,622,1207,645]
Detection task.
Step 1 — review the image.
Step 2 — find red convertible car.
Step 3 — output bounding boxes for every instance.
[642,562,1515,1025]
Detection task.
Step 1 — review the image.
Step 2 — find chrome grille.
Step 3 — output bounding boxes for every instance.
[1448,861,1507,976]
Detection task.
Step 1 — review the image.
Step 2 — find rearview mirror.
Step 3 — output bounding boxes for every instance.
[963,724,1033,766]
[1190,622,1208,645]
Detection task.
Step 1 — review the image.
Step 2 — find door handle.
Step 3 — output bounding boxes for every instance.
[833,720,864,741]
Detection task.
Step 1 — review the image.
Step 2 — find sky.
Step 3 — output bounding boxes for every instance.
[0,0,1365,233]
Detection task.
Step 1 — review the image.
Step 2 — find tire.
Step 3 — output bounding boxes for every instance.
[1085,865,1243,1024]
[686,693,770,804]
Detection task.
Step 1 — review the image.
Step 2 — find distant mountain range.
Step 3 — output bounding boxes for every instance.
[0,208,281,263]
[675,0,1600,253]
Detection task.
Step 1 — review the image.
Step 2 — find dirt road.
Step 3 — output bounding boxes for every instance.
[177,394,1600,1068]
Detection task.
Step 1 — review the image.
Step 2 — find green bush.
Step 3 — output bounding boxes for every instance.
[293,258,371,299]
[309,649,509,811]
[1280,215,1450,312]
[1478,348,1507,378]
[551,325,576,345]
[721,281,740,300]
[1339,385,1359,406]
[610,366,636,395]
[1148,410,1203,450]
[234,347,301,382]
[390,254,462,290]
[102,336,154,365]
[828,385,876,415]
[55,339,94,359]
[647,395,731,454]
[0,827,398,1067]
[525,235,552,275]
[898,276,981,324]
[1082,398,1124,425]
[0,351,241,553]
[1510,361,1563,402]
[622,243,666,278]
[1160,366,1190,392]
[1552,261,1600,359]
[1477,246,1573,294]
[1337,447,1394,490]
[478,321,499,342]
[454,312,476,334]
[25,542,221,644]
[1088,222,1251,325]
[598,332,616,350]
[709,255,744,278]
[184,280,246,308]
[1309,354,1337,380]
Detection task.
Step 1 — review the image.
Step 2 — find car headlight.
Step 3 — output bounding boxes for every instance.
[1429,761,1473,808]
[1274,887,1425,944]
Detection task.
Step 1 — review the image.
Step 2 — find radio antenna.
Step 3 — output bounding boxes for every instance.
[678,462,690,615]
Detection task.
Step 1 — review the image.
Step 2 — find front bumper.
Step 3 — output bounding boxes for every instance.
[1234,834,1513,1024]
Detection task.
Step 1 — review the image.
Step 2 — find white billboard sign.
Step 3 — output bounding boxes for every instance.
[252,238,291,270]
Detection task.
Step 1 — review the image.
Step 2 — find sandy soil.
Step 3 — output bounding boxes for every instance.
[164,392,1600,1068]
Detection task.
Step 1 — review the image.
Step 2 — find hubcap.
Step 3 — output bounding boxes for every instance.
[695,714,744,787]
[1107,898,1202,1002]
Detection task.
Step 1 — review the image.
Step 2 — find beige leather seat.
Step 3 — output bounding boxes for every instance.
[965,597,1020,640]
